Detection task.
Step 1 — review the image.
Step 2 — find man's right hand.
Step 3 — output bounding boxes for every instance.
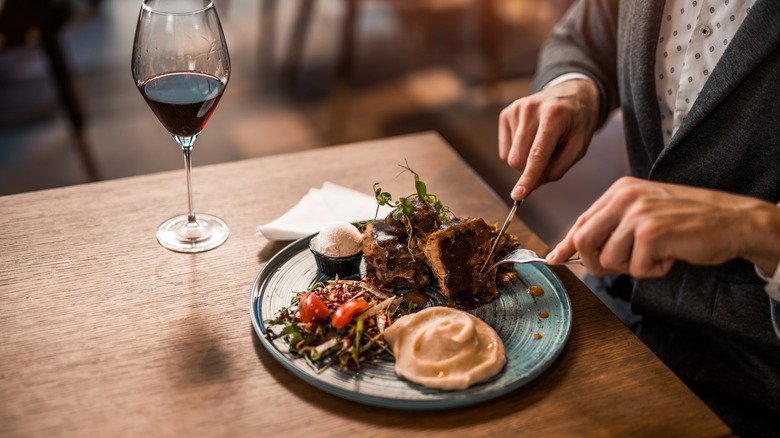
[498,79,600,200]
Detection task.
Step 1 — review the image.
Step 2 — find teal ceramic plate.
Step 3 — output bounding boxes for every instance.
[250,234,572,409]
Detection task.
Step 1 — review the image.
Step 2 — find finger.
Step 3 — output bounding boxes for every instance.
[597,195,656,274]
[507,103,537,174]
[547,229,577,263]
[548,178,633,264]
[629,221,674,278]
[572,205,623,275]
[544,133,589,182]
[498,106,515,160]
[548,196,612,264]
[513,116,559,199]
[631,244,674,278]
[582,185,621,219]
[549,188,624,262]
[599,216,635,273]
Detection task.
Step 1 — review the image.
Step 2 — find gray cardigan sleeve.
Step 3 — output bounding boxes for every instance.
[531,0,621,126]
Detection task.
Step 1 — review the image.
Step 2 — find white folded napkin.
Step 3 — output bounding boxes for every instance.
[257,182,394,240]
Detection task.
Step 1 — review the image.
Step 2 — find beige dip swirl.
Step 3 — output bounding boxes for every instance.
[383,306,506,389]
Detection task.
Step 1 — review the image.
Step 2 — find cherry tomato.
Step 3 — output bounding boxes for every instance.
[331,299,369,329]
[298,293,329,323]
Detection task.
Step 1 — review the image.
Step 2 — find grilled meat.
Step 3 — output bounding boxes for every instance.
[362,197,520,302]
[362,221,430,289]
[423,217,497,298]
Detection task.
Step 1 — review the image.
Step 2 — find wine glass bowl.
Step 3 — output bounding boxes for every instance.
[132,0,230,253]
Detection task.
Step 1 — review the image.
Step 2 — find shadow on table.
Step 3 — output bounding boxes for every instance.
[250,323,573,430]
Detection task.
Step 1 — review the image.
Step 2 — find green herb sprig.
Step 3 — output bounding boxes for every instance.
[372,161,451,223]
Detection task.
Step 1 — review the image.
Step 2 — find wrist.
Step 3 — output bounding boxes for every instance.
[740,202,780,275]
[575,79,600,108]
[566,79,600,135]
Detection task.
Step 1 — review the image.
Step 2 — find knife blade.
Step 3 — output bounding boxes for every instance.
[479,199,522,275]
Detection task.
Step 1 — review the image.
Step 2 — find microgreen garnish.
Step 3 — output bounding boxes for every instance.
[372,160,451,223]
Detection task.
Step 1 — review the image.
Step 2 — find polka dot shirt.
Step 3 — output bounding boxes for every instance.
[655,0,756,145]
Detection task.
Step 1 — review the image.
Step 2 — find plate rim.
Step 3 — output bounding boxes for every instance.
[249,233,572,410]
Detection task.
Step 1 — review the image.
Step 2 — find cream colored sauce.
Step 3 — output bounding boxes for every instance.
[383,306,506,390]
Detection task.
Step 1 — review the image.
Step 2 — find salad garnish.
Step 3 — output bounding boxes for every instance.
[265,277,416,372]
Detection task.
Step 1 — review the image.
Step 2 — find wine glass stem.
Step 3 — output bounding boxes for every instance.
[183,146,196,223]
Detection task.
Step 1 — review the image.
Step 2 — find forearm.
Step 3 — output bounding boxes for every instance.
[740,201,780,275]
[653,182,780,273]
[531,0,620,125]
[686,186,780,273]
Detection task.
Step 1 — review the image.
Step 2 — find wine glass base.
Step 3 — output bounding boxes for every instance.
[156,213,229,253]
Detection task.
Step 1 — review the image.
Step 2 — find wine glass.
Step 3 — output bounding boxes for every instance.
[132,0,230,253]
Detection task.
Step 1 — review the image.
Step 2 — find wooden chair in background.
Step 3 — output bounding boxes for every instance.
[270,0,496,86]
[257,0,500,142]
[0,0,99,181]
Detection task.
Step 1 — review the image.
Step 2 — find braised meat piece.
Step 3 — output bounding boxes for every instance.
[362,221,430,289]
[363,187,522,303]
[489,223,523,264]
[406,197,442,235]
[383,197,442,260]
[423,218,497,298]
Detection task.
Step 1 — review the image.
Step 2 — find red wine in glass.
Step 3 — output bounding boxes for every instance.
[139,72,225,138]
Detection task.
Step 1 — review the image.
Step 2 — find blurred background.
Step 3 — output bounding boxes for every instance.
[0,0,627,245]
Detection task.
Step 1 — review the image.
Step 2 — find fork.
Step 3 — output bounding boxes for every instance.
[489,247,582,272]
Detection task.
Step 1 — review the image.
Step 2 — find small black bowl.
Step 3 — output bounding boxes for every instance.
[309,239,363,278]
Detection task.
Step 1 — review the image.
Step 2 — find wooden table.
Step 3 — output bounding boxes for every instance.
[0,133,730,437]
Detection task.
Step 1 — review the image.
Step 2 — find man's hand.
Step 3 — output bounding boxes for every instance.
[498,79,600,200]
[546,177,780,278]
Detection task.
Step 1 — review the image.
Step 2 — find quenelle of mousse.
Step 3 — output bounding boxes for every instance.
[383,306,506,389]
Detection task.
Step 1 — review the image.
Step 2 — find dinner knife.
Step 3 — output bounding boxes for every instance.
[479,199,522,275]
